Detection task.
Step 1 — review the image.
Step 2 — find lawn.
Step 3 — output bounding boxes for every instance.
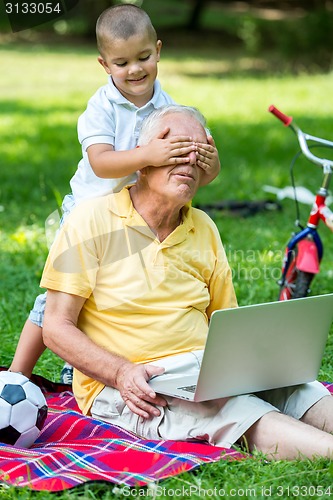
[1,32,333,498]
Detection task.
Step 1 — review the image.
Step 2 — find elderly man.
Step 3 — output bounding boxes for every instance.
[42,104,333,460]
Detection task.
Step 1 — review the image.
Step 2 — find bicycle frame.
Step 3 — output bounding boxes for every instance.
[269,105,333,300]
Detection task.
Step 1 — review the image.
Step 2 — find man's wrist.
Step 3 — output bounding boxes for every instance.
[114,358,133,389]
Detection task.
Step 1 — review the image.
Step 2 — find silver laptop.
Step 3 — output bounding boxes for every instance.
[149,293,333,402]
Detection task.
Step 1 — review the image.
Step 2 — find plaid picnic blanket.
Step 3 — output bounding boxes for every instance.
[0,369,245,492]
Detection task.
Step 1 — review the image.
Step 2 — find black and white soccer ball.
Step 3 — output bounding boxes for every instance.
[0,371,48,448]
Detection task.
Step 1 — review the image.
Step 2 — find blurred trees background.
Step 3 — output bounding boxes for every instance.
[77,0,331,32]
[178,0,330,30]
[51,0,333,71]
[1,0,332,71]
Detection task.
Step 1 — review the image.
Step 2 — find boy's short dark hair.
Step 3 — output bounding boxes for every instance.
[96,4,157,58]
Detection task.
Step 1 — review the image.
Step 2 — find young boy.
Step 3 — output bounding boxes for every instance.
[9,4,220,382]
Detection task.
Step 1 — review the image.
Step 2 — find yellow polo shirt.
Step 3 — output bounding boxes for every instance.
[41,187,237,414]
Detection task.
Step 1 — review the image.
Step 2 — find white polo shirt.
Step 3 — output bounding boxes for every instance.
[70,77,174,203]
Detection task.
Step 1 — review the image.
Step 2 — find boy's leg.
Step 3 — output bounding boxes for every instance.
[9,319,46,378]
[244,409,333,460]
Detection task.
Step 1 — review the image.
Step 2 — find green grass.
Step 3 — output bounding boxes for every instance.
[1,39,333,498]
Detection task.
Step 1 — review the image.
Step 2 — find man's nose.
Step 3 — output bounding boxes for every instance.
[188,150,197,165]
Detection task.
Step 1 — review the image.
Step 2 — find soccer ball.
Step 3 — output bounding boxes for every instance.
[0,371,48,448]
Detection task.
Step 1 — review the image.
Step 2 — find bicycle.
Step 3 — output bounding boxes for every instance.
[268,105,333,301]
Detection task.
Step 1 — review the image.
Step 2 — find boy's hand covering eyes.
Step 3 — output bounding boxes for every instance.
[140,127,197,167]
[196,135,221,185]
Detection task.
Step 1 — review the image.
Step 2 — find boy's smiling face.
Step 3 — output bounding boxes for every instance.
[98,33,162,108]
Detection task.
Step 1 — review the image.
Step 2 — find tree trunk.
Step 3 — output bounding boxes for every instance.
[187,0,208,30]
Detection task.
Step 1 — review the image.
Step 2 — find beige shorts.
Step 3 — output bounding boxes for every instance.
[91,351,330,448]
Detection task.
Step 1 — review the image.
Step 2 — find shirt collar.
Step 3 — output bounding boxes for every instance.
[107,187,195,245]
[107,186,136,217]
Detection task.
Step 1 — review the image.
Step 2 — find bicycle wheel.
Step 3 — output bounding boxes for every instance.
[278,259,296,300]
[279,265,314,300]
[292,271,314,299]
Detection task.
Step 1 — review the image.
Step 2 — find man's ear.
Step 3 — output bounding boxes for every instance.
[140,166,149,177]
[98,56,111,75]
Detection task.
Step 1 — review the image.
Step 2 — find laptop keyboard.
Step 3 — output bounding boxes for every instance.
[178,385,196,393]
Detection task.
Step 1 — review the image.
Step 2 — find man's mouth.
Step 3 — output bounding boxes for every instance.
[173,170,195,180]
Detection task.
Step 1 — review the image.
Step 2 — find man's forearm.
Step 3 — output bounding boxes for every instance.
[42,290,166,418]
[43,315,166,418]
[43,314,130,388]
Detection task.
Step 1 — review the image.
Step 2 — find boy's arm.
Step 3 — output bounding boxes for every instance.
[88,130,197,179]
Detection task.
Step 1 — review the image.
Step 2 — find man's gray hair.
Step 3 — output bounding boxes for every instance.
[138,105,207,146]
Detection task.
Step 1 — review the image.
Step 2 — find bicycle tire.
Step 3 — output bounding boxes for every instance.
[292,271,314,299]
[278,255,297,301]
[279,269,314,300]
